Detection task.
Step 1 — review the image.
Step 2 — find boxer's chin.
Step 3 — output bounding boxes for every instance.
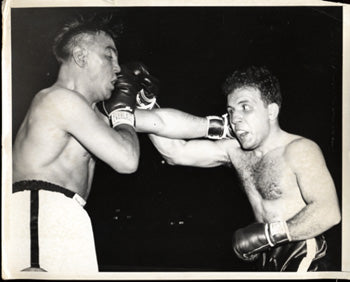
[238,136,254,150]
[105,90,113,100]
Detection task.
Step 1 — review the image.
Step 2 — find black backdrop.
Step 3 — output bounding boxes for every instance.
[11,6,342,271]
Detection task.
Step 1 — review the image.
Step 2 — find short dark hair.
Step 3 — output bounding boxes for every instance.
[53,14,122,64]
[222,66,282,107]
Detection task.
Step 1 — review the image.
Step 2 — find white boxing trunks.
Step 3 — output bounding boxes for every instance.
[6,180,98,275]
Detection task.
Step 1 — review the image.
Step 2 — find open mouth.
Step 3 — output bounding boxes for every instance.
[235,130,249,139]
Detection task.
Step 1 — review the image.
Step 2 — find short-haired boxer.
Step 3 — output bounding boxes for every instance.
[8,16,161,274]
[133,66,341,271]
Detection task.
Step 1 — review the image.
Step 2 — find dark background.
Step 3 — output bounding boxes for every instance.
[11,6,342,271]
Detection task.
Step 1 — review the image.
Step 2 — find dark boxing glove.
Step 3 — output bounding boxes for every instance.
[122,62,160,110]
[233,221,291,261]
[103,66,141,128]
[206,113,234,140]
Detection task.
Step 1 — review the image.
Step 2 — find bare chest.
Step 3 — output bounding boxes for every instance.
[235,151,295,200]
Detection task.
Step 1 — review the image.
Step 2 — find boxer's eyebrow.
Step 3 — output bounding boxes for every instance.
[237,98,256,105]
[238,99,250,104]
[106,46,118,56]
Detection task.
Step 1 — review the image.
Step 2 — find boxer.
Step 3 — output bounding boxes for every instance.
[8,16,150,274]
[132,65,341,271]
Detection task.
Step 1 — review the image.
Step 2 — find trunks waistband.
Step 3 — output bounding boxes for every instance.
[13,180,86,207]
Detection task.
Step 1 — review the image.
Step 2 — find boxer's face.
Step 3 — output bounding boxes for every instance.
[84,32,120,100]
[227,87,271,150]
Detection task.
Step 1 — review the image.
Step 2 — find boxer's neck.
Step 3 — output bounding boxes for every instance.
[55,63,95,105]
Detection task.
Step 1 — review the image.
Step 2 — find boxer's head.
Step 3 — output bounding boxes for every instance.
[52,15,121,64]
[223,66,282,150]
[53,15,123,100]
[222,66,282,108]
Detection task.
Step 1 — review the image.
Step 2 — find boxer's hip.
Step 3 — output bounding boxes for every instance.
[7,180,98,273]
[13,180,86,207]
[258,235,327,271]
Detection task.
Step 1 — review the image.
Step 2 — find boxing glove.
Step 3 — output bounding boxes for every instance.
[122,62,160,110]
[206,113,234,140]
[233,221,291,261]
[103,66,141,128]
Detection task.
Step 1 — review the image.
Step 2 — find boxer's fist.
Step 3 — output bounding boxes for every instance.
[233,223,269,261]
[206,114,234,140]
[103,67,141,128]
[104,68,141,113]
[233,222,291,261]
[122,62,160,109]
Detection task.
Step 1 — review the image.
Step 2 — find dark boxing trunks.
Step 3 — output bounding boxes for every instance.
[258,235,327,271]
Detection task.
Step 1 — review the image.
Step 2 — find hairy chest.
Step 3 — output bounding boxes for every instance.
[235,151,295,200]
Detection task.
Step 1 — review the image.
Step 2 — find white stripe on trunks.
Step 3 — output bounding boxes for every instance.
[73,193,86,207]
[297,238,317,272]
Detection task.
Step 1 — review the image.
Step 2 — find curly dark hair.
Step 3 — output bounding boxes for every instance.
[53,14,123,64]
[222,66,282,107]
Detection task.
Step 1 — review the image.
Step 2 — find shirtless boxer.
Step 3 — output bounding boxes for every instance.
[134,65,341,271]
[8,17,153,274]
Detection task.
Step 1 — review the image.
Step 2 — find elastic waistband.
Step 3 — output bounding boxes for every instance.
[13,180,86,207]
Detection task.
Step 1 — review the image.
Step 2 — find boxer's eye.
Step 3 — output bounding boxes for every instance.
[242,104,251,111]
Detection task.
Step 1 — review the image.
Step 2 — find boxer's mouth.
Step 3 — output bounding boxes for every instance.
[236,130,249,139]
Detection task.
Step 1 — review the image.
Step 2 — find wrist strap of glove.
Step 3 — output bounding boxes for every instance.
[136,89,157,110]
[109,108,135,128]
[206,114,234,140]
[222,113,234,139]
[206,116,225,139]
[267,221,291,247]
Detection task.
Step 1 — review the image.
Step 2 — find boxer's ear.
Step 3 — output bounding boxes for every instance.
[72,46,87,67]
[268,103,279,121]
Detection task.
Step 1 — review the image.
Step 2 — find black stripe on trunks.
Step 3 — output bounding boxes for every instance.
[13,180,79,272]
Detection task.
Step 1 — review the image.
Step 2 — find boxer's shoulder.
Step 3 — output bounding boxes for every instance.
[284,136,323,169]
[32,86,92,119]
[36,86,88,106]
[284,136,321,158]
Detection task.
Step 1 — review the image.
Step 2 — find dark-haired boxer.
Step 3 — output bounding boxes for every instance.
[8,16,203,274]
[134,66,341,271]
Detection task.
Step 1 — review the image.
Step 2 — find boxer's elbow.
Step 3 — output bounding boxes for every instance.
[114,158,139,174]
[123,150,139,173]
[320,203,341,232]
[328,207,341,227]
[121,159,139,173]
[153,140,190,166]
[163,152,193,166]
[111,148,139,174]
[163,155,180,166]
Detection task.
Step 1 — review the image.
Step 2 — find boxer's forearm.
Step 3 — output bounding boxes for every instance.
[112,125,140,173]
[135,108,207,139]
[286,201,341,241]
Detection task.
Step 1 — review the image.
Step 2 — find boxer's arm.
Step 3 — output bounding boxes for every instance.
[285,138,341,240]
[134,108,208,139]
[52,89,139,173]
[148,134,236,167]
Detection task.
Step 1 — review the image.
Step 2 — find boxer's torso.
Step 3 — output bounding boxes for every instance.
[13,87,106,200]
[230,135,306,223]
